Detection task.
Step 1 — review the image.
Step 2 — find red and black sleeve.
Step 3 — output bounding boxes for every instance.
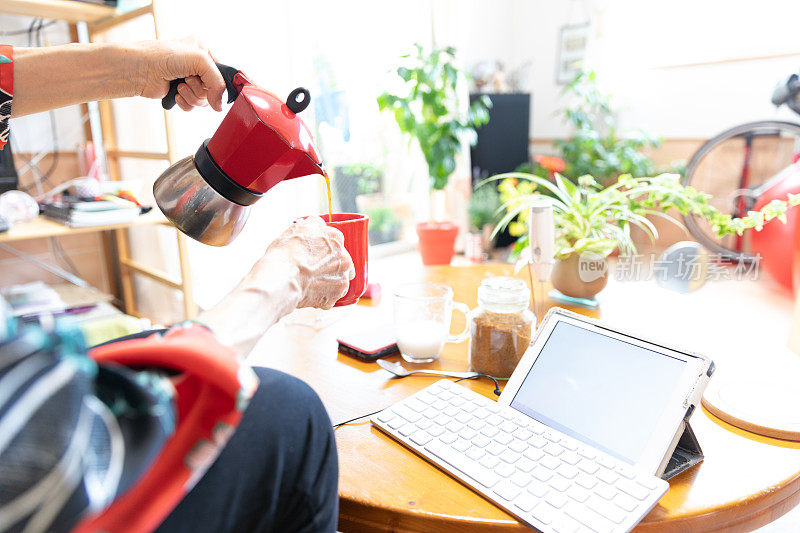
[0,45,13,151]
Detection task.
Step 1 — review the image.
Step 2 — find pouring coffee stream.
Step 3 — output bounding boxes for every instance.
[154,63,332,246]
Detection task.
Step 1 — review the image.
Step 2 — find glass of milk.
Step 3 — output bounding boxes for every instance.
[393,282,470,363]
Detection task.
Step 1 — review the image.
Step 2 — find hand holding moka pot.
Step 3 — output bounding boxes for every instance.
[153,63,324,246]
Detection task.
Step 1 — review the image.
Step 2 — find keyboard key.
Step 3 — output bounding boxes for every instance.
[532,503,556,525]
[487,415,504,426]
[438,391,454,401]
[387,418,406,430]
[480,455,500,469]
[529,424,545,435]
[618,479,649,501]
[393,405,421,423]
[481,426,500,438]
[511,471,532,488]
[444,406,459,417]
[474,408,491,419]
[595,484,617,501]
[545,491,569,509]
[558,465,579,480]
[509,439,527,454]
[575,473,598,490]
[455,412,472,424]
[416,419,433,431]
[425,439,500,488]
[449,396,465,407]
[524,448,545,462]
[514,428,533,441]
[439,431,457,444]
[434,414,451,426]
[500,421,517,433]
[615,465,637,480]
[530,436,548,448]
[527,479,550,498]
[552,516,582,533]
[446,421,463,433]
[493,481,520,501]
[543,443,564,456]
[486,442,505,456]
[564,502,614,533]
[460,401,477,413]
[416,392,436,404]
[532,467,553,482]
[588,496,625,524]
[544,433,561,443]
[515,457,536,473]
[459,428,477,441]
[499,410,516,421]
[499,451,521,465]
[405,399,427,412]
[577,460,600,475]
[495,433,513,446]
[550,476,571,492]
[613,493,638,512]
[496,462,515,478]
[410,431,433,446]
[540,456,561,470]
[561,451,581,465]
[636,476,662,491]
[376,411,395,423]
[513,492,540,513]
[466,447,485,461]
[596,470,618,485]
[577,448,597,460]
[452,438,471,452]
[467,419,485,431]
[567,485,590,503]
[560,440,578,452]
[425,424,444,437]
[398,425,416,437]
[596,455,615,469]
[471,434,490,448]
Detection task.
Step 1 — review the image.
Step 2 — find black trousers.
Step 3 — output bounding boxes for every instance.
[156,366,339,533]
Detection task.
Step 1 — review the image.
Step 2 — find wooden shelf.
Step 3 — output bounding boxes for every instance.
[0,211,170,242]
[0,0,151,27]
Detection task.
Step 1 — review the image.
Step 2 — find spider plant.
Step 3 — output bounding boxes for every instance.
[483,172,800,260]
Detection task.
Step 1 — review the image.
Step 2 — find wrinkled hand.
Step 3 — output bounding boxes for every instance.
[257,217,355,310]
[131,38,226,111]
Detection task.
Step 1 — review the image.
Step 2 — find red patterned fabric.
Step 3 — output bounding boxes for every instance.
[0,45,12,151]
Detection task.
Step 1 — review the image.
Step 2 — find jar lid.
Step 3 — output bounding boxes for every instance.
[478,276,530,310]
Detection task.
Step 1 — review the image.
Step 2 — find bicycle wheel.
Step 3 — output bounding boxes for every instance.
[682,120,800,261]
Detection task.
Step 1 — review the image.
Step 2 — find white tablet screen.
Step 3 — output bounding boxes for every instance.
[510,321,687,464]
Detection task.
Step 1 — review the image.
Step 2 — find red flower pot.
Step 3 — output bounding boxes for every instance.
[416,221,459,265]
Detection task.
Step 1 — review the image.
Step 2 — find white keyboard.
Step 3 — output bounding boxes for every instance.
[371,380,669,533]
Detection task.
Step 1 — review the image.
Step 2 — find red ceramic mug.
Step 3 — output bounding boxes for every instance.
[299,213,369,306]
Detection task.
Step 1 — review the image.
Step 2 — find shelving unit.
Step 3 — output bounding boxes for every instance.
[0,0,197,319]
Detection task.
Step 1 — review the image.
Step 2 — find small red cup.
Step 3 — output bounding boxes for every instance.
[317,213,369,306]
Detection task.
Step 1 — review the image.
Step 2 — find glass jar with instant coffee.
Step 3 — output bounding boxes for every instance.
[468,276,534,378]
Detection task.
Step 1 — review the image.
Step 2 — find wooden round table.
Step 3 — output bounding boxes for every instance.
[248,258,800,532]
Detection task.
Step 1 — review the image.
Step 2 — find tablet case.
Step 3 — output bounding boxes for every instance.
[662,421,703,480]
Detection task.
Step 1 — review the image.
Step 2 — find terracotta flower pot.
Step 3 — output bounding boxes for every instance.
[416,221,459,265]
[550,253,609,299]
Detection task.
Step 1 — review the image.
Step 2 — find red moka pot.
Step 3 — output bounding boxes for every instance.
[153,64,324,246]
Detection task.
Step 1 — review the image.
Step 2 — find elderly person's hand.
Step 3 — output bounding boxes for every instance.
[257,217,356,310]
[198,217,355,355]
[131,39,226,112]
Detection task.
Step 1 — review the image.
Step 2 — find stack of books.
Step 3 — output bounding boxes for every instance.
[41,197,141,227]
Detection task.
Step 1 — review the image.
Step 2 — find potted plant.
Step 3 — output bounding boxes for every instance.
[467,184,502,261]
[488,172,800,299]
[366,205,403,245]
[333,163,383,214]
[378,43,490,265]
